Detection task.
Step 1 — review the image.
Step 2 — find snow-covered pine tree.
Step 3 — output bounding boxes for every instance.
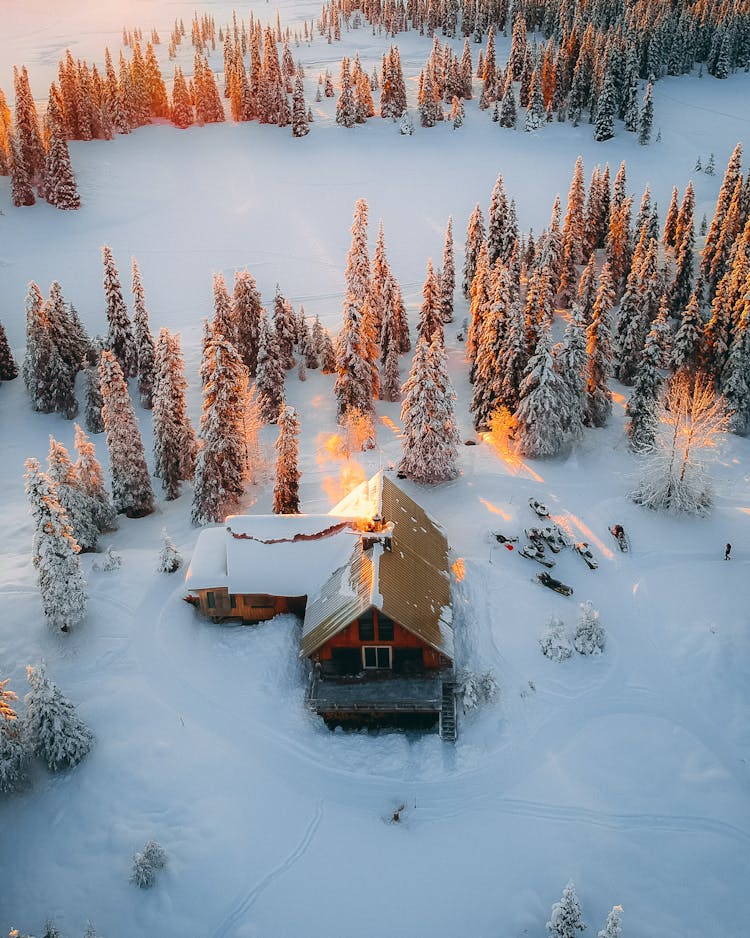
[153,329,197,499]
[585,263,615,427]
[466,241,491,380]
[273,287,297,369]
[10,132,35,207]
[212,272,236,348]
[671,289,703,374]
[13,65,45,184]
[369,221,390,345]
[555,303,588,443]
[232,269,263,375]
[0,677,29,794]
[613,260,650,386]
[102,246,138,378]
[22,282,59,414]
[381,340,401,402]
[99,350,154,517]
[255,315,286,423]
[73,422,117,532]
[524,69,546,132]
[487,175,509,267]
[398,333,459,484]
[574,600,605,654]
[638,82,653,145]
[597,906,623,938]
[157,528,182,573]
[24,663,94,770]
[720,315,750,435]
[43,94,81,210]
[594,69,617,141]
[547,880,586,938]
[559,156,586,302]
[417,259,443,345]
[514,324,568,458]
[291,75,309,136]
[463,203,486,299]
[576,254,598,325]
[540,614,573,661]
[82,345,105,434]
[336,57,356,127]
[191,331,249,525]
[24,458,87,632]
[0,319,18,381]
[498,71,517,128]
[47,436,99,552]
[440,216,455,322]
[625,316,663,451]
[273,404,301,513]
[309,317,324,369]
[499,292,528,413]
[130,840,168,888]
[132,259,156,408]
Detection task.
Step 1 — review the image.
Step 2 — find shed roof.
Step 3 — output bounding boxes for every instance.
[185,515,360,597]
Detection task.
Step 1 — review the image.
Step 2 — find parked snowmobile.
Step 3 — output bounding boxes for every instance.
[536,571,574,595]
[573,542,598,569]
[492,531,518,545]
[520,543,556,568]
[528,498,550,518]
[609,525,629,552]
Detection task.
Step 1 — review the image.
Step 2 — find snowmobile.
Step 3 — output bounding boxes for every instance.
[573,541,598,569]
[492,531,518,545]
[528,498,550,518]
[536,571,574,596]
[520,543,556,568]
[609,525,629,552]
[526,524,568,553]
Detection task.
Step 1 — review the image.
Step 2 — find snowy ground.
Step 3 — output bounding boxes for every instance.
[1,5,750,937]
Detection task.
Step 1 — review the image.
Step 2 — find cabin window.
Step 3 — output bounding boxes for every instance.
[363,646,392,669]
[230,594,237,609]
[206,591,216,609]
[377,613,394,641]
[358,609,375,641]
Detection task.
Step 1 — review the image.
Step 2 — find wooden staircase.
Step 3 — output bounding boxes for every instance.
[439,680,457,742]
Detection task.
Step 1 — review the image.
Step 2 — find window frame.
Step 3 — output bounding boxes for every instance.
[362,646,392,670]
[206,591,216,609]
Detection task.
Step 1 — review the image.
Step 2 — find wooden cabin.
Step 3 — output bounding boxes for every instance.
[185,473,457,737]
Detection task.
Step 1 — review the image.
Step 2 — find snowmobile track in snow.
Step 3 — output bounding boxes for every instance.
[212,799,325,938]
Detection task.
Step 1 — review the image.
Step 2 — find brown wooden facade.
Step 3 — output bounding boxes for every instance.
[311,606,451,677]
[192,587,306,623]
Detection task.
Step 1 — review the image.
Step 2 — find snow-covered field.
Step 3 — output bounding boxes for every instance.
[1,4,750,936]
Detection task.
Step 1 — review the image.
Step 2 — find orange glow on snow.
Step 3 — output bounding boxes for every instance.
[737,507,750,516]
[452,558,466,581]
[379,415,402,438]
[611,391,627,407]
[480,430,545,483]
[479,497,512,521]
[316,431,367,507]
[311,394,325,409]
[552,512,614,559]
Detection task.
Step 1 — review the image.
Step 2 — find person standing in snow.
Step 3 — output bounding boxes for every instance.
[725,543,731,560]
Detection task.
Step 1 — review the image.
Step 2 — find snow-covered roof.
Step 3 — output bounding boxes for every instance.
[185,515,360,596]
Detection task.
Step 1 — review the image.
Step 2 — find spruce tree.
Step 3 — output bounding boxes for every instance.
[498,74,517,128]
[273,287,297,369]
[614,261,650,385]
[73,423,117,533]
[255,316,285,423]
[585,263,615,427]
[24,663,93,770]
[102,246,137,378]
[514,325,568,458]
[22,281,58,414]
[594,70,617,141]
[47,436,99,552]
[524,70,546,132]
[99,350,155,517]
[470,264,511,430]
[291,75,309,137]
[671,289,703,373]
[417,259,443,344]
[463,204,486,298]
[638,82,653,145]
[273,404,301,513]
[0,320,18,380]
[132,259,156,408]
[43,95,81,210]
[0,678,29,794]
[82,346,105,434]
[555,303,588,443]
[10,133,35,207]
[487,175,509,267]
[547,880,586,938]
[598,906,623,938]
[232,269,263,375]
[153,329,197,500]
[24,457,87,632]
[191,331,249,525]
[398,334,459,484]
[13,66,45,183]
[721,316,750,435]
[212,272,236,347]
[559,156,586,302]
[440,216,455,322]
[626,318,663,451]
